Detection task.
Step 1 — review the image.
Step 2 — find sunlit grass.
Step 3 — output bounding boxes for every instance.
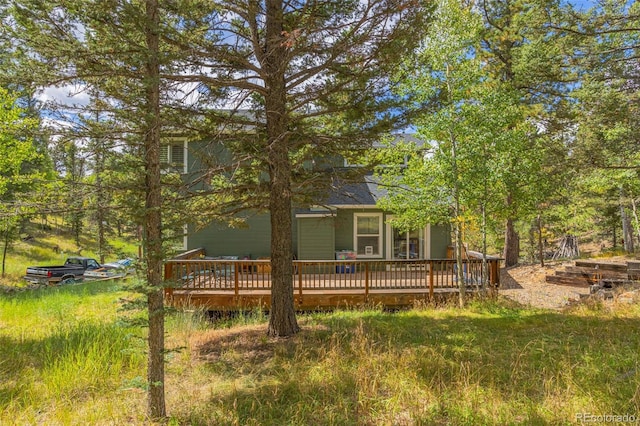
[0,280,147,423]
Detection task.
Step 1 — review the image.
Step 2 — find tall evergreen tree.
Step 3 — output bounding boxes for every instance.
[6,0,429,413]
[477,0,575,266]
[378,0,537,304]
[549,0,640,251]
[6,0,184,417]
[164,0,429,336]
[57,139,86,247]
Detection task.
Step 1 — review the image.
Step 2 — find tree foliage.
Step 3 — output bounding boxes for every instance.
[549,0,640,251]
[378,0,546,291]
[0,87,43,276]
[5,0,430,415]
[6,0,182,417]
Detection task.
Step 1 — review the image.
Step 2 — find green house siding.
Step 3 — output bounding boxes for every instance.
[429,224,450,258]
[183,139,452,260]
[297,217,335,260]
[188,211,450,260]
[334,209,355,251]
[188,215,271,258]
[188,213,298,259]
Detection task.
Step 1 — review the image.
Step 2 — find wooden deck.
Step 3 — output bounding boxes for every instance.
[164,251,501,311]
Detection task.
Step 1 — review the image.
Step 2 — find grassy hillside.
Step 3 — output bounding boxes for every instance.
[0,281,638,424]
[1,218,138,286]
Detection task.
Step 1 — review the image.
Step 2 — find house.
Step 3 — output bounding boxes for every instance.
[166,135,451,261]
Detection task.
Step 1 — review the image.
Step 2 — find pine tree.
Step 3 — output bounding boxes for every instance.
[6,0,184,417]
[163,0,429,336]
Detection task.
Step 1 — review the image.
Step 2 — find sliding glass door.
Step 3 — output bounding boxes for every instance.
[388,222,427,260]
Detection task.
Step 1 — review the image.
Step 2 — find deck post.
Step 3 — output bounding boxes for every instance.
[234,261,239,290]
[364,262,369,301]
[163,261,174,299]
[234,262,239,296]
[489,259,500,292]
[428,260,434,300]
[298,263,303,305]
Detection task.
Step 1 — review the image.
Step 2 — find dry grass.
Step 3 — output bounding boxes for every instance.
[162,301,640,425]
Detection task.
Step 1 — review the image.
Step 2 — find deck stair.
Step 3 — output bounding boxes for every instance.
[545,260,632,287]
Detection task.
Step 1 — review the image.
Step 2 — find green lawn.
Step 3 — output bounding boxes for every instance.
[1,281,638,425]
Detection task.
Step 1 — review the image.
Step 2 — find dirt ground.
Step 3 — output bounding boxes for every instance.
[499,260,590,309]
[499,255,638,309]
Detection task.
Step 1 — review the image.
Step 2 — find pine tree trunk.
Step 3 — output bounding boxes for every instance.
[95,132,106,264]
[504,217,520,267]
[265,0,299,337]
[144,0,165,419]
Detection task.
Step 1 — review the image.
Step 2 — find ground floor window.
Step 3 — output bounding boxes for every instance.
[354,213,383,258]
[386,219,429,260]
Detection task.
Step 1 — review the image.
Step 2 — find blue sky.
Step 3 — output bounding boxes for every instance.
[566,0,635,11]
[564,0,598,11]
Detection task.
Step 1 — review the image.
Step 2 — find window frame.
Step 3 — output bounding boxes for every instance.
[385,218,431,260]
[353,212,384,259]
[160,140,187,174]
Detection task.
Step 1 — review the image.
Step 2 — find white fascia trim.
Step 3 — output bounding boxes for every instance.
[295,213,336,218]
[330,204,378,209]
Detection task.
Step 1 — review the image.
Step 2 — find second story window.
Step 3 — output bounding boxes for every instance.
[160,143,186,173]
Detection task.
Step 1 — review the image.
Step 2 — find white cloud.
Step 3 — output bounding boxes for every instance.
[36,84,91,107]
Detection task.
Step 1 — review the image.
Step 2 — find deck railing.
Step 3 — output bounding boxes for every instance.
[163,258,500,299]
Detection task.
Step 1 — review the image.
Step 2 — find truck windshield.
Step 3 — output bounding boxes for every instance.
[86,260,100,269]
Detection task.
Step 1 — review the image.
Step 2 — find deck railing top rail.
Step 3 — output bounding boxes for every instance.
[165,258,498,264]
[164,257,501,294]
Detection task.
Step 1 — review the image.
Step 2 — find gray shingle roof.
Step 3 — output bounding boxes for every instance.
[325,174,386,206]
